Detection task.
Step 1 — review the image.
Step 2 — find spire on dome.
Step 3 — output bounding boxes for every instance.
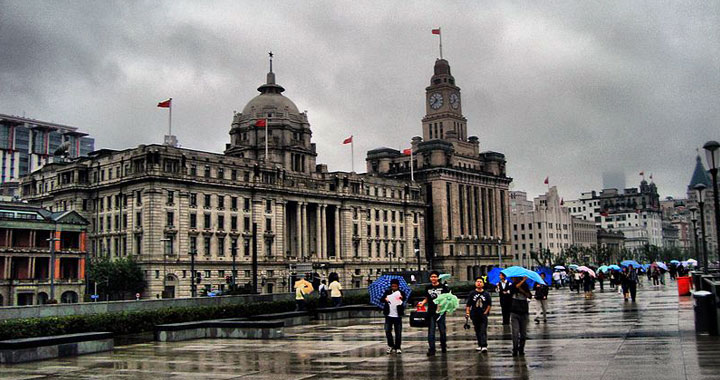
[689,155,712,190]
[258,51,284,94]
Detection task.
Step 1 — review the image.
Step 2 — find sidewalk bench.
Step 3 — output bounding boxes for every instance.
[154,319,284,342]
[0,332,113,364]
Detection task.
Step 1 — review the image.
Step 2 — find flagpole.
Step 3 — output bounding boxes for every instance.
[410,151,414,182]
[351,137,355,172]
[265,119,268,162]
[439,28,443,59]
[168,98,172,137]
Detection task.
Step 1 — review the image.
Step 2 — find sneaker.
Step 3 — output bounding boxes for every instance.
[386,347,394,354]
[395,348,402,354]
[481,347,488,352]
[426,350,436,356]
[476,347,483,351]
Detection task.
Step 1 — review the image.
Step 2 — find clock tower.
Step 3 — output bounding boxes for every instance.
[422,58,468,142]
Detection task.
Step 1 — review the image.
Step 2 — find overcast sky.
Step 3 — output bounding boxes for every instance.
[1,1,718,200]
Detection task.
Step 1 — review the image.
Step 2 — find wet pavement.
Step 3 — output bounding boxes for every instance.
[2,279,720,379]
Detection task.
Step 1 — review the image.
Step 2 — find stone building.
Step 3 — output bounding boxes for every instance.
[366,58,512,281]
[597,228,625,263]
[687,155,718,260]
[20,65,425,299]
[572,217,598,249]
[0,201,88,306]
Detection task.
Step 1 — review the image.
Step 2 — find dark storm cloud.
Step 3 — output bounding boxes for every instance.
[1,0,718,200]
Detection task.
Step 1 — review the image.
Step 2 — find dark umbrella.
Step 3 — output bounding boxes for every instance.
[368,275,411,309]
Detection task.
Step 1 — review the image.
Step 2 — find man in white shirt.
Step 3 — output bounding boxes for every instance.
[382,279,404,354]
[329,278,343,307]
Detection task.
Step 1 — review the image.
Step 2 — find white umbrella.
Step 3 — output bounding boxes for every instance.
[577,266,596,277]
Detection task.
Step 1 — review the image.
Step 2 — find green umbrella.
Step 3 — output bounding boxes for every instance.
[439,273,452,282]
[434,292,460,316]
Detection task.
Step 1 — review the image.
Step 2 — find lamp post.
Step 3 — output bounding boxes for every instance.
[703,140,720,268]
[189,248,197,297]
[160,237,170,298]
[497,239,503,268]
[690,206,699,260]
[231,241,238,290]
[695,183,709,272]
[47,232,60,301]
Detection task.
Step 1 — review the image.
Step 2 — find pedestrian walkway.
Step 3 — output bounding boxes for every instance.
[1,281,719,379]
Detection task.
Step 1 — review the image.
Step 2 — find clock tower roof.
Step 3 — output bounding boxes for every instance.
[430,58,455,86]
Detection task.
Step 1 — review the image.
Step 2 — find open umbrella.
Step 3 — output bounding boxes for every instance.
[368,275,411,309]
[598,265,610,273]
[608,264,621,271]
[554,265,566,270]
[439,273,452,282]
[434,293,460,316]
[536,267,553,286]
[670,260,680,265]
[294,279,314,294]
[577,266,596,277]
[621,260,641,268]
[687,259,698,266]
[501,266,547,285]
[568,264,579,270]
[655,262,668,271]
[487,267,503,285]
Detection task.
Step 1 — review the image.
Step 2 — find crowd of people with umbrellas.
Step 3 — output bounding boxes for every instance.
[362,258,696,358]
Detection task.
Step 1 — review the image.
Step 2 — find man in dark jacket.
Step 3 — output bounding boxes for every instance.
[533,273,549,323]
[496,273,513,325]
[382,279,405,354]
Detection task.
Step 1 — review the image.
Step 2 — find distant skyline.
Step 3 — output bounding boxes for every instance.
[1,1,718,200]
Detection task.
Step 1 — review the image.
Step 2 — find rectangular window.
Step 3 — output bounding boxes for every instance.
[217,236,225,256]
[266,199,272,213]
[204,214,211,229]
[204,165,211,178]
[231,197,238,210]
[167,191,174,205]
[244,217,250,231]
[190,193,197,207]
[244,198,250,211]
[136,191,142,206]
[166,211,174,227]
[218,196,224,209]
[218,215,225,230]
[204,237,211,255]
[231,169,237,180]
[190,213,197,228]
[135,212,142,227]
[265,218,272,232]
[217,167,224,179]
[231,215,238,230]
[204,194,211,208]
[190,236,197,253]
[190,164,197,176]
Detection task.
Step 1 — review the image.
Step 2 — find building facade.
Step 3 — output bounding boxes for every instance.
[0,202,88,306]
[687,155,718,261]
[366,58,512,281]
[0,114,95,185]
[20,67,425,298]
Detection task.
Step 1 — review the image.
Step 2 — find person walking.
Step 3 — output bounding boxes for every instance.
[582,271,593,299]
[509,276,532,356]
[627,265,638,302]
[329,276,343,307]
[382,279,404,354]
[295,284,307,311]
[318,280,329,308]
[620,267,630,300]
[466,276,492,352]
[552,271,561,290]
[417,271,450,356]
[496,273,513,325]
[597,270,605,292]
[651,267,660,286]
[533,273,549,323]
[573,270,581,294]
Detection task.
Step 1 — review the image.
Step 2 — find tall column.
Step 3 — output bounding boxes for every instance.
[302,203,309,258]
[321,205,327,258]
[296,202,302,258]
[315,204,322,259]
[334,206,340,260]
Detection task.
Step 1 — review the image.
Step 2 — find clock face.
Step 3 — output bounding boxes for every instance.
[429,92,443,110]
[449,93,460,109]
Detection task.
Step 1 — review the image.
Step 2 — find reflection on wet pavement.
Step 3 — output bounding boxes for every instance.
[2,281,719,379]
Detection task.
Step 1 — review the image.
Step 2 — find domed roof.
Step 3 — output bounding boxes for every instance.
[241,71,300,116]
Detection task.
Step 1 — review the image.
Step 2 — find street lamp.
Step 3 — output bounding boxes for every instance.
[47,232,60,301]
[231,240,238,290]
[695,183,709,272]
[703,140,720,268]
[189,249,197,297]
[160,237,171,298]
[690,206,699,261]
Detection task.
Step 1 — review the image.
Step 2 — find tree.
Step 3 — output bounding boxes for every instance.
[88,257,146,300]
[531,248,554,267]
[591,246,615,266]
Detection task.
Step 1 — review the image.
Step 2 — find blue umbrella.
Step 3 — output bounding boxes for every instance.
[368,275,411,309]
[598,265,610,273]
[656,262,668,271]
[608,264,621,271]
[501,266,547,286]
[487,267,503,285]
[621,260,641,268]
[670,260,680,265]
[536,266,553,286]
[568,264,579,270]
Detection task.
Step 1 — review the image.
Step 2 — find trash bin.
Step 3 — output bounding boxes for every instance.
[693,290,717,335]
[677,276,692,296]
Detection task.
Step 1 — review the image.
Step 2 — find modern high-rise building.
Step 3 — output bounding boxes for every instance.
[0,114,95,184]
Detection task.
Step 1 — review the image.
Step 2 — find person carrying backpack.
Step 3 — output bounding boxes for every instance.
[318,280,329,308]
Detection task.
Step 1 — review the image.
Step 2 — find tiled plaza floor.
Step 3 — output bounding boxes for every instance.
[2,279,720,379]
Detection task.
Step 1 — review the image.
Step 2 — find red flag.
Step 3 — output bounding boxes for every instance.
[402,148,412,156]
[544,176,549,185]
[157,99,171,108]
[639,171,644,176]
[600,211,609,217]
[343,136,353,144]
[255,119,266,127]
[432,28,441,35]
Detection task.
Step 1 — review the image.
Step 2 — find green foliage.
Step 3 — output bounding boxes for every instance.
[87,256,146,300]
[0,292,372,341]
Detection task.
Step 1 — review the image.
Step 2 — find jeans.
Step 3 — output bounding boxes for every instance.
[510,312,529,351]
[628,282,637,301]
[428,314,447,351]
[384,316,402,349]
[471,314,488,347]
[534,299,547,321]
[332,297,342,307]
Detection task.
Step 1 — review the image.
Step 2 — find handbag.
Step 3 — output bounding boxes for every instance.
[409,305,430,328]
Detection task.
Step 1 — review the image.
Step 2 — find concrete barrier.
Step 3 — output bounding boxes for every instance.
[0,332,113,363]
[315,305,383,320]
[154,320,284,342]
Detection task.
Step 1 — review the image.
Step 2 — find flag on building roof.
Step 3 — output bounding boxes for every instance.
[402,148,412,156]
[343,135,353,144]
[432,28,441,35]
[544,176,549,185]
[255,119,266,127]
[157,99,171,108]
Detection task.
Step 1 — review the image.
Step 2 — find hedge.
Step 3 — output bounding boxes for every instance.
[0,284,477,340]
[0,292,371,340]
